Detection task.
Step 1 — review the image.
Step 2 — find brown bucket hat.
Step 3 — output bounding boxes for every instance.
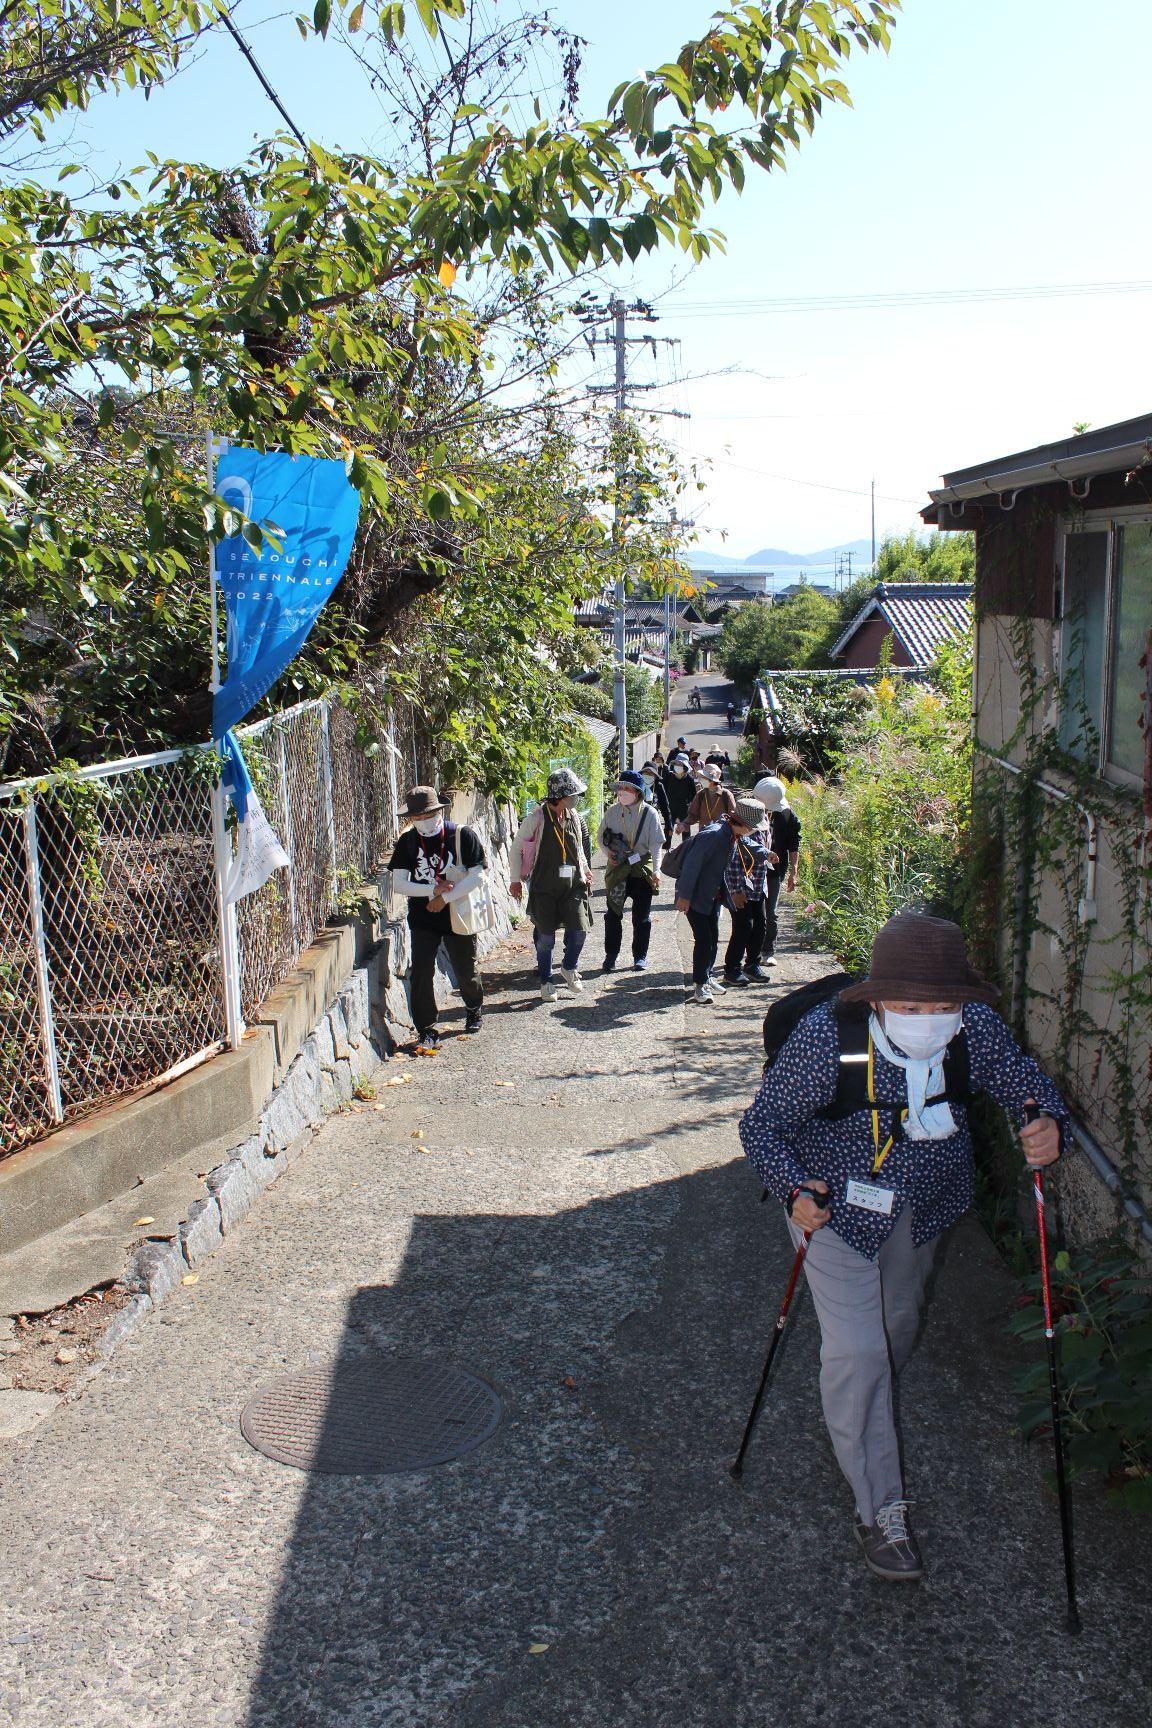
[839,911,999,1006]
[402,785,446,819]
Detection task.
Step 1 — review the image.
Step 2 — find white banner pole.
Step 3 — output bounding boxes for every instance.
[206,431,245,1048]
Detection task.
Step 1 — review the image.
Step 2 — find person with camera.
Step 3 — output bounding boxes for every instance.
[738,912,1068,1582]
[385,785,486,1054]
[598,769,664,973]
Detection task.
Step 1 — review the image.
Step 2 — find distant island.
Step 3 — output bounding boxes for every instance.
[684,538,873,571]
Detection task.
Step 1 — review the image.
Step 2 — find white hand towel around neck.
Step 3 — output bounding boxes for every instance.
[868,1013,958,1141]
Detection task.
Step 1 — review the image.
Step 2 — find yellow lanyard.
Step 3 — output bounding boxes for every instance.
[867,1035,907,1176]
[546,805,569,865]
[702,790,720,821]
[735,837,756,881]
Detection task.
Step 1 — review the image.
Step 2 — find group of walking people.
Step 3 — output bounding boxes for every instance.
[384,745,802,1043]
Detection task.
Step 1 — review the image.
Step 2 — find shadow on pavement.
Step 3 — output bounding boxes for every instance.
[241,1157,1140,1728]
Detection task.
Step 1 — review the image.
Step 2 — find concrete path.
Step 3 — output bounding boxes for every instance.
[669,670,743,764]
[1,896,1147,1728]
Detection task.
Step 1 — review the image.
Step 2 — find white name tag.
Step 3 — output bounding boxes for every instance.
[845,1180,896,1216]
[628,851,642,864]
[558,864,575,880]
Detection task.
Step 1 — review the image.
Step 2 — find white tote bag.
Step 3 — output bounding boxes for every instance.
[448,824,497,937]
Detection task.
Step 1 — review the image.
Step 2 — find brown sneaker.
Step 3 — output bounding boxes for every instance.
[854,1501,924,1581]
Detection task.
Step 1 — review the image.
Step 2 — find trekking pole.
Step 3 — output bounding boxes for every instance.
[1026,1104,1081,1634]
[729,1231,809,1482]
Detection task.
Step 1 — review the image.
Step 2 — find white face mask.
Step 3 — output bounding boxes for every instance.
[414,816,444,838]
[673,764,687,778]
[642,772,656,785]
[618,790,639,806]
[883,1008,963,1061]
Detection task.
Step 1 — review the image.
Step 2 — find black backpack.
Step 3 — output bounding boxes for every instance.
[761,972,972,1124]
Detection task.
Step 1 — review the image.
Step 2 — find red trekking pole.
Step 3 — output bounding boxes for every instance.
[729,1231,810,1481]
[1026,1104,1081,1633]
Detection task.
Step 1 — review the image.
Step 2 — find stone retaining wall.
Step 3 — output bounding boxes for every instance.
[110,796,519,1350]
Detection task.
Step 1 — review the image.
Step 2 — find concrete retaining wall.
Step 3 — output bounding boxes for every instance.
[1,796,518,1275]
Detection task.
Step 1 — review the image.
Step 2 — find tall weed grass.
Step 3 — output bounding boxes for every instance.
[791,646,972,972]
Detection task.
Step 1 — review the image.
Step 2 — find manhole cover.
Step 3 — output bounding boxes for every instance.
[239,1356,504,1474]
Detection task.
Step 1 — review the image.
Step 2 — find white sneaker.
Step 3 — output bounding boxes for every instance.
[540,981,559,1002]
[692,984,715,1004]
[709,974,727,993]
[560,968,584,993]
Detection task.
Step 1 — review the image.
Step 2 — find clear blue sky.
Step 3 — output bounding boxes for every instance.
[58,0,1152,559]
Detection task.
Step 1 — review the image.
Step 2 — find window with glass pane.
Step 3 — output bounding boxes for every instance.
[1108,524,1152,778]
[1058,530,1109,761]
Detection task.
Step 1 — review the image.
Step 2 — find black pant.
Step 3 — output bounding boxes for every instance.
[725,898,766,974]
[686,905,720,986]
[762,874,784,957]
[603,877,654,964]
[409,925,483,1034]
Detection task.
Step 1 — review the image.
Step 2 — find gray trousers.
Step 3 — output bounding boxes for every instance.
[787,1206,935,1525]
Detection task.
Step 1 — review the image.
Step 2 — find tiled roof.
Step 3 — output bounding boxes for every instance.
[575,594,681,627]
[828,582,973,664]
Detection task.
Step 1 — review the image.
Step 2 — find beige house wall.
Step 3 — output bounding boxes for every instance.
[974,614,1151,1242]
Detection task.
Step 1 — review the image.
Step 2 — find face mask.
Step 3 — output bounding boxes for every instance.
[673,764,687,778]
[618,790,639,806]
[414,816,444,838]
[884,1008,963,1061]
[642,773,656,786]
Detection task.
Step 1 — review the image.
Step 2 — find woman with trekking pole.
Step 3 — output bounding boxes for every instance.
[737,911,1069,1585]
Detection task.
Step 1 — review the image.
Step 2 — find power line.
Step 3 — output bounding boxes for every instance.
[682,447,924,508]
[661,279,1152,319]
[218,9,310,155]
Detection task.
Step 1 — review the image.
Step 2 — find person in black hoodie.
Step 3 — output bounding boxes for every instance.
[640,759,673,842]
[662,751,695,831]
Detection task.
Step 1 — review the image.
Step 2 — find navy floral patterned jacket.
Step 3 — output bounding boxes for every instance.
[738,1001,1068,1260]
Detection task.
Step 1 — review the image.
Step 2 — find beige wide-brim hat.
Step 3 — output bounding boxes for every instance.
[839,911,999,1006]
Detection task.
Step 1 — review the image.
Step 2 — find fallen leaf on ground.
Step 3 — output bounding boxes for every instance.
[493,1081,515,1088]
[181,1274,200,1286]
[133,1216,155,1227]
[528,1643,550,1656]
[411,1129,424,1139]
[563,1376,576,1388]
[55,1347,77,1365]
[385,1076,412,1087]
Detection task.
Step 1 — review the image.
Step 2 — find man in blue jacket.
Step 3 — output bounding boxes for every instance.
[739,911,1067,1583]
[675,797,768,1003]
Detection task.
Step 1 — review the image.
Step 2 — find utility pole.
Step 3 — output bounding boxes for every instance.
[612,296,628,774]
[583,297,686,776]
[871,477,877,574]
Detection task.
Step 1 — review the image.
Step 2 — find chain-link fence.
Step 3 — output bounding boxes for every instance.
[0,698,414,1158]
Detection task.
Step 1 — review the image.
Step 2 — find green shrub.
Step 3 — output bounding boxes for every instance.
[1010,1236,1152,1507]
[793,659,972,971]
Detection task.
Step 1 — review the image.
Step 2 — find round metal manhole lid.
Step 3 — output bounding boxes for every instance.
[239,1356,504,1474]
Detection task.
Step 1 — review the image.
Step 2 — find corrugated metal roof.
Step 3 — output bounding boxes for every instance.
[828,582,972,664]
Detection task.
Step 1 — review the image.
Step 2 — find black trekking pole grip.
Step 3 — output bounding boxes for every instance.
[1025,1103,1081,1634]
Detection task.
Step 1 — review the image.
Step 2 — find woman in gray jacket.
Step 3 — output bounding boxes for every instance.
[598,769,664,972]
